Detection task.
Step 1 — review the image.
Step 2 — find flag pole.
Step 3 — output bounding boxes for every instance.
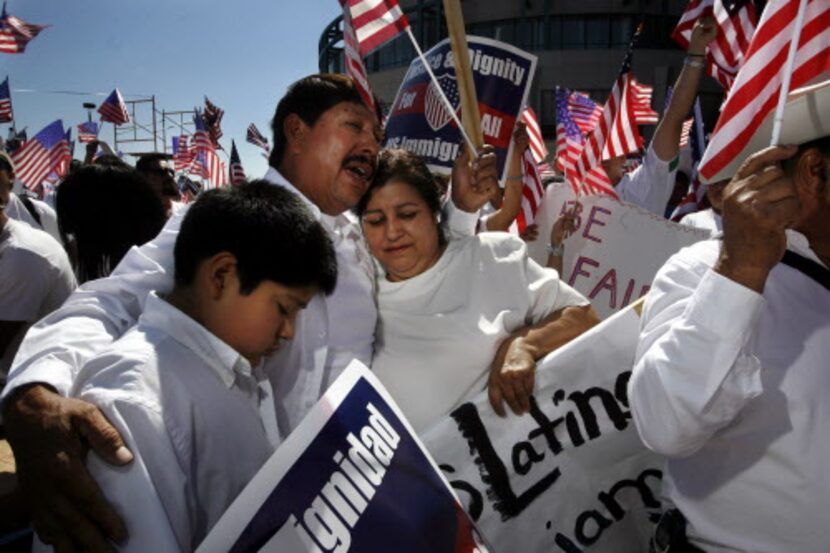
[403,26,477,154]
[771,0,808,146]
[442,0,484,156]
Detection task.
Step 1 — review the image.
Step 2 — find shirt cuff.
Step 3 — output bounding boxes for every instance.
[1,358,74,407]
[443,199,479,238]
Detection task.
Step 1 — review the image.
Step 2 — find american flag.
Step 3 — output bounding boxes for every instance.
[0,3,48,54]
[555,88,608,196]
[512,149,546,235]
[203,97,224,148]
[191,111,226,188]
[575,27,645,198]
[246,123,270,154]
[11,120,69,193]
[679,117,695,148]
[672,0,758,90]
[0,76,11,122]
[342,0,410,57]
[76,121,99,143]
[56,128,72,177]
[699,0,830,182]
[630,79,659,125]
[342,7,376,111]
[229,140,246,186]
[520,107,548,163]
[98,88,130,125]
[567,91,603,136]
[671,99,708,220]
[191,110,214,152]
[172,135,193,172]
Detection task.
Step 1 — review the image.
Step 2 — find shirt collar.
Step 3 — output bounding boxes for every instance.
[262,166,352,233]
[139,292,254,389]
[786,229,828,269]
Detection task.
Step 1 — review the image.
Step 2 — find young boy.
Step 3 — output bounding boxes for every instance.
[44,181,337,552]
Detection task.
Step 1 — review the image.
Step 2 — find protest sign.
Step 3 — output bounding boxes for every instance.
[526,184,711,318]
[198,360,489,553]
[423,304,662,552]
[384,35,537,179]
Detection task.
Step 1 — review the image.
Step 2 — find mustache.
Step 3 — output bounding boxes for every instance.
[342,154,377,172]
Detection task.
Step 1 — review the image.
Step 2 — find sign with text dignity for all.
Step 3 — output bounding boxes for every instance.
[197,360,489,553]
[384,35,537,180]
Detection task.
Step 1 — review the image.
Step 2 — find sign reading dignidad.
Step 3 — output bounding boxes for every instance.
[384,35,537,180]
[197,360,489,553]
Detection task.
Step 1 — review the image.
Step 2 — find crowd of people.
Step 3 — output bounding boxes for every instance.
[0,12,827,553]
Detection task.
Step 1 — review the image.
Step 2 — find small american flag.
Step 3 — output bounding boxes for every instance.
[630,79,659,125]
[229,140,246,186]
[672,99,707,220]
[11,119,69,193]
[77,121,99,143]
[512,149,546,235]
[699,0,830,182]
[520,107,548,164]
[172,135,193,172]
[191,111,226,188]
[672,0,757,91]
[342,7,375,111]
[246,123,270,155]
[0,2,48,54]
[555,88,611,196]
[567,91,603,136]
[342,0,410,57]
[678,117,694,148]
[98,88,130,125]
[0,76,12,122]
[203,97,224,148]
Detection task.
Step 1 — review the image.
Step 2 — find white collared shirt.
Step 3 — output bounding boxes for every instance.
[48,293,278,552]
[3,168,377,445]
[679,207,723,235]
[629,232,830,552]
[617,147,678,216]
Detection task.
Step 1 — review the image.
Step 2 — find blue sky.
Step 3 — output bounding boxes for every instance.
[2,0,345,176]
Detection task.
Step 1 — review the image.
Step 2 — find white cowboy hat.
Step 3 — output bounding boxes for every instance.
[701,78,830,184]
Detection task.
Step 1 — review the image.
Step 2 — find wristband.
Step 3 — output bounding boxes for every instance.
[686,53,705,58]
[684,57,705,69]
[548,243,564,257]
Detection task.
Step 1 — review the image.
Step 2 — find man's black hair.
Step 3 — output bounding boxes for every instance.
[269,73,382,169]
[136,153,172,173]
[174,180,338,296]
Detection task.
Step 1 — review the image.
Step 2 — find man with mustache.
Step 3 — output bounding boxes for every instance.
[1,74,497,551]
[135,153,183,218]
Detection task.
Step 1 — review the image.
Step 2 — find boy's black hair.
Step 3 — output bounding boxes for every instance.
[174,180,338,295]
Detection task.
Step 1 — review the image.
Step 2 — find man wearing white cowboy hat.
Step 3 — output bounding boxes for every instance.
[629,78,830,552]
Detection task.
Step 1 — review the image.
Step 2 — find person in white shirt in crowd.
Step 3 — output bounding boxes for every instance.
[55,165,167,283]
[600,17,716,216]
[31,182,337,553]
[0,152,61,243]
[629,89,830,551]
[135,153,183,218]
[356,149,600,432]
[679,177,726,235]
[0,158,75,386]
[1,73,497,551]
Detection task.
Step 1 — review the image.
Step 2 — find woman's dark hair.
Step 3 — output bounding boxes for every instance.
[56,165,166,282]
[174,180,337,295]
[269,73,381,168]
[355,150,444,242]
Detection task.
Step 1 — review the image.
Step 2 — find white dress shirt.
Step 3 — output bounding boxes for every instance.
[2,168,377,444]
[679,207,722,235]
[629,232,830,552]
[617,147,678,216]
[0,219,75,382]
[372,233,589,432]
[33,293,278,553]
[4,192,62,243]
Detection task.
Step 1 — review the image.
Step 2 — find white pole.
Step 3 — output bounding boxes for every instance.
[404,26,478,155]
[771,0,809,145]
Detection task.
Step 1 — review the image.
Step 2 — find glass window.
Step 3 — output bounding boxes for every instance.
[562,16,585,49]
[611,16,633,47]
[493,20,516,44]
[585,16,610,49]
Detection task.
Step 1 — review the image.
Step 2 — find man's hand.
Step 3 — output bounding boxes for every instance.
[520,223,539,242]
[715,145,800,293]
[550,212,578,247]
[3,384,132,552]
[451,144,499,213]
[488,336,538,417]
[688,15,718,56]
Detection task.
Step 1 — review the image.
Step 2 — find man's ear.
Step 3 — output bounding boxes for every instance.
[283,113,308,155]
[204,252,238,300]
[795,148,827,195]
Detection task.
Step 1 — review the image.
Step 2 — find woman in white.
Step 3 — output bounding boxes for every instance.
[356,149,600,433]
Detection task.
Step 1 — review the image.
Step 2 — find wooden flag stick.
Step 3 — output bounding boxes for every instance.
[442,0,483,155]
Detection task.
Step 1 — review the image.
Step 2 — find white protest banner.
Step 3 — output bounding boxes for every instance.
[384,35,537,179]
[423,304,662,552]
[198,360,489,553]
[526,184,710,318]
